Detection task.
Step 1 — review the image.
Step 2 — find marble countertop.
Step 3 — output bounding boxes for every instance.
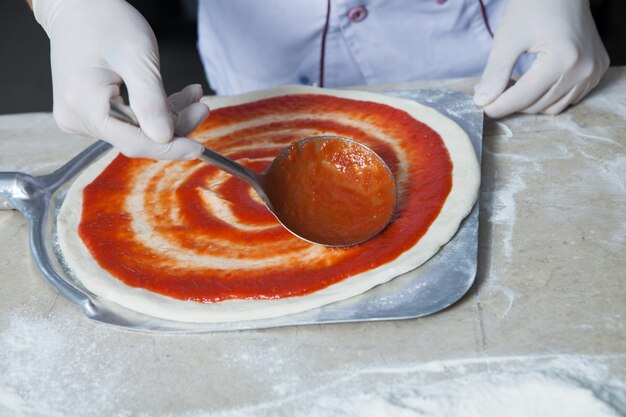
[0,68,624,417]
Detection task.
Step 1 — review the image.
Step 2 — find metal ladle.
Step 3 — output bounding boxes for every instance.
[109,101,397,246]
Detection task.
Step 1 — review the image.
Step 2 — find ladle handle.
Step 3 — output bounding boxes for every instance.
[109,100,141,126]
[197,147,262,188]
[109,101,262,188]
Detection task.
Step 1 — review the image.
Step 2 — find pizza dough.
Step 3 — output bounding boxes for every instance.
[57,85,480,323]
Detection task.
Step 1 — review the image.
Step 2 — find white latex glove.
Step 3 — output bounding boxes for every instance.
[33,0,207,159]
[473,0,609,118]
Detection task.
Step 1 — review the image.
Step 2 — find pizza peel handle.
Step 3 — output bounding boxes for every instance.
[0,171,43,212]
[0,163,148,325]
[0,140,109,214]
[0,172,20,210]
[0,143,113,321]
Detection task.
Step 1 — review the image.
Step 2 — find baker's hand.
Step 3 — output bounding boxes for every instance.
[33,0,207,159]
[473,0,609,118]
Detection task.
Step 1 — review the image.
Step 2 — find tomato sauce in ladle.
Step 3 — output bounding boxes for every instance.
[262,136,397,246]
[109,103,397,246]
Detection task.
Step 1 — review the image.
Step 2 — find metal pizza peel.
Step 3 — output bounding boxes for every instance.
[0,89,482,332]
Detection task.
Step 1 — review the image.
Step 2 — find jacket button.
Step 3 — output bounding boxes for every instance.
[347,6,368,23]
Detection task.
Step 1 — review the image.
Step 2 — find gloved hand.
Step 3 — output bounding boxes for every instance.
[33,0,207,159]
[473,0,609,118]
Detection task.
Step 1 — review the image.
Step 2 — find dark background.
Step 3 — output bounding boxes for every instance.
[0,0,624,115]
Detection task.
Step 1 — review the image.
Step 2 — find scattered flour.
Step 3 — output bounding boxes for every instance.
[307,373,622,417]
[0,313,128,417]
[207,355,626,417]
[478,104,625,321]
[3,310,623,417]
[489,169,526,259]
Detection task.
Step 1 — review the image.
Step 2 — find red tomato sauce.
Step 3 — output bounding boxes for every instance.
[78,94,453,302]
[265,137,397,246]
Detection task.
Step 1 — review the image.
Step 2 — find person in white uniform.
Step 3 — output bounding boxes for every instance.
[197,0,520,95]
[28,0,609,160]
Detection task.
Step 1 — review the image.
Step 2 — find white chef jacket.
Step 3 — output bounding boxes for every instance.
[197,0,514,96]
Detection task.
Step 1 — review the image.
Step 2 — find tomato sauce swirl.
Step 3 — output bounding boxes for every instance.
[78,94,453,302]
